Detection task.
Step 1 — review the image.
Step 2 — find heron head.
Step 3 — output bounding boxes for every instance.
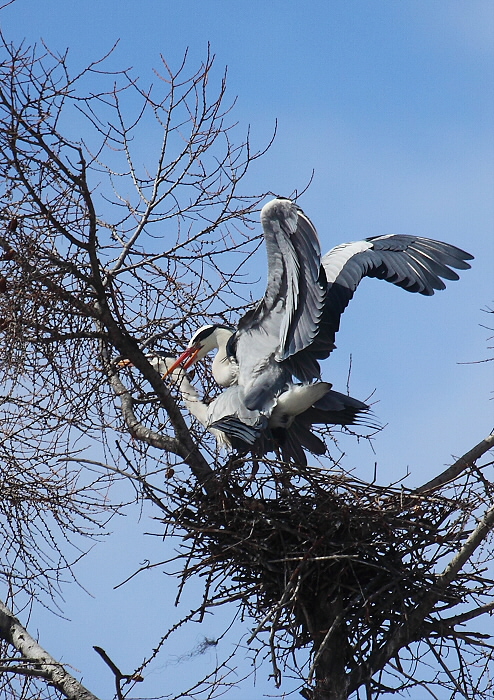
[160,324,235,379]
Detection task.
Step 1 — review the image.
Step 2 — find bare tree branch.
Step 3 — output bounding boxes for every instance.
[416,431,494,494]
[0,599,101,700]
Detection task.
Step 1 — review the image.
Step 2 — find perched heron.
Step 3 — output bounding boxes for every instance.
[163,198,473,460]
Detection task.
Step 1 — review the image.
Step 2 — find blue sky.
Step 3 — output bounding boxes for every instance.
[1,1,494,698]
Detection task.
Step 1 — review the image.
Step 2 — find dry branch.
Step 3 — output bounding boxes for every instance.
[416,431,494,494]
[0,599,100,700]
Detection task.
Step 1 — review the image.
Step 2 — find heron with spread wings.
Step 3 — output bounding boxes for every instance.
[147,198,473,462]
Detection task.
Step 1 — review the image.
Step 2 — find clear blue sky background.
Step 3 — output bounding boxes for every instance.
[1,1,493,698]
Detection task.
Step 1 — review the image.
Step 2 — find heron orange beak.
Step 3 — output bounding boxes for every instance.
[161,346,201,378]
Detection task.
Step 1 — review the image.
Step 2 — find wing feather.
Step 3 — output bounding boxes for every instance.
[237,198,325,364]
[289,234,473,376]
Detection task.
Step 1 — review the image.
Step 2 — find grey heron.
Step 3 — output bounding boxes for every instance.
[163,197,472,461]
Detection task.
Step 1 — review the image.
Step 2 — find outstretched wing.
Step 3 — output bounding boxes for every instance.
[237,198,326,364]
[289,234,473,379]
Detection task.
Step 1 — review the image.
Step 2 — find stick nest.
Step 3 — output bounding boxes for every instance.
[165,462,472,660]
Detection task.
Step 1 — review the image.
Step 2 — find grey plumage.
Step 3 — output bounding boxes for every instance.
[167,197,472,463]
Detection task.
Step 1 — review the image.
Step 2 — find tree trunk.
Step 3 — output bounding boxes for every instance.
[310,596,350,700]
